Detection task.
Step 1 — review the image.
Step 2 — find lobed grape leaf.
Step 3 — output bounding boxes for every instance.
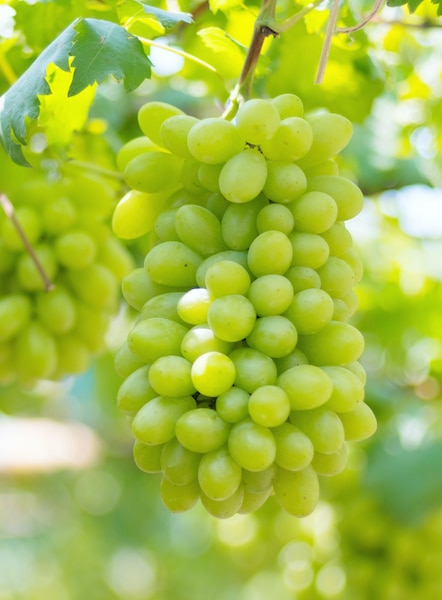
[0,17,151,166]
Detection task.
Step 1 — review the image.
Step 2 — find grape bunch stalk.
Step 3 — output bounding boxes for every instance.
[113,93,377,518]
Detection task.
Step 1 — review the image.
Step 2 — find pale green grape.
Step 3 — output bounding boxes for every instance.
[73,302,110,353]
[332,298,353,322]
[98,237,135,281]
[132,394,196,445]
[228,418,276,471]
[341,290,359,318]
[176,407,231,453]
[248,384,291,427]
[304,159,339,177]
[160,477,200,512]
[242,464,275,494]
[205,260,251,297]
[298,113,353,169]
[198,164,223,193]
[181,325,234,362]
[145,241,203,287]
[256,203,294,235]
[208,295,256,342]
[64,172,116,220]
[128,317,189,363]
[112,190,166,239]
[201,485,244,519]
[263,161,307,204]
[181,158,206,194]
[198,446,242,500]
[291,191,338,234]
[311,443,348,476]
[229,347,277,393]
[261,117,313,161]
[246,315,298,358]
[297,321,365,366]
[114,341,146,379]
[278,364,333,411]
[204,192,230,218]
[123,268,177,311]
[322,365,365,413]
[247,230,293,277]
[196,250,248,287]
[235,98,280,144]
[149,355,196,397]
[177,288,211,325]
[273,422,314,471]
[166,188,203,209]
[247,274,294,316]
[187,117,245,164]
[124,151,183,193]
[219,148,268,203]
[174,204,226,256]
[273,465,319,517]
[290,407,345,454]
[154,209,180,242]
[346,361,367,385]
[138,101,184,146]
[0,294,32,341]
[16,245,58,292]
[216,386,250,423]
[321,222,353,256]
[284,288,334,335]
[308,175,364,221]
[14,321,57,381]
[0,241,14,274]
[160,114,199,157]
[116,136,162,171]
[221,195,268,250]
[42,197,77,234]
[117,365,158,414]
[133,440,163,474]
[1,206,41,251]
[270,93,304,118]
[341,247,364,283]
[54,335,90,377]
[161,437,201,485]
[191,351,236,396]
[274,348,309,375]
[54,230,96,270]
[338,402,377,441]
[239,488,272,514]
[36,286,76,335]
[66,264,118,312]
[289,232,330,269]
[317,256,355,298]
[284,265,321,293]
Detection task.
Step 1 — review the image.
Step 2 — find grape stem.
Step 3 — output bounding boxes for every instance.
[0,193,55,292]
[315,0,341,85]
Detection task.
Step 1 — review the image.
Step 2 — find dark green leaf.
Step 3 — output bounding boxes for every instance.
[432,0,442,15]
[136,2,193,29]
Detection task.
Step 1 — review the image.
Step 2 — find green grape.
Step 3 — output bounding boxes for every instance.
[284,288,334,335]
[198,446,242,501]
[112,190,166,239]
[181,324,234,362]
[242,464,275,494]
[175,204,226,256]
[0,241,14,274]
[238,488,272,514]
[322,365,365,413]
[42,197,77,234]
[256,203,294,234]
[97,237,135,281]
[274,348,309,375]
[273,422,314,471]
[290,407,345,454]
[16,245,58,292]
[248,385,291,427]
[208,294,256,342]
[317,256,355,298]
[341,247,364,283]
[311,443,348,476]
[66,264,118,312]
[198,164,223,193]
[122,268,176,311]
[128,317,189,363]
[114,341,146,378]
[321,222,353,256]
[117,365,157,414]
[36,286,76,334]
[191,351,236,396]
[297,113,353,169]
[187,117,245,164]
[116,136,163,171]
[160,477,200,513]
[247,274,294,316]
[228,418,276,471]
[273,465,319,517]
[14,321,57,381]
[177,288,211,325]
[277,364,333,410]
[55,334,90,376]
[263,161,307,203]
[205,260,251,297]
[289,232,330,269]
[160,114,199,157]
[216,386,250,423]
[341,290,359,318]
[1,206,41,251]
[235,98,280,144]
[140,292,186,324]
[137,101,184,145]
[54,230,96,270]
[221,195,268,250]
[145,241,203,287]
[161,438,201,485]
[291,191,338,234]
[229,347,277,393]
[219,148,268,203]
[166,188,203,209]
[181,158,206,194]
[307,175,364,221]
[332,298,352,321]
[124,151,183,193]
[63,172,116,220]
[261,117,313,161]
[132,394,196,445]
[346,361,367,385]
[270,93,304,118]
[247,230,293,277]
[201,485,244,519]
[246,315,298,358]
[0,294,32,341]
[284,265,321,293]
[154,209,180,242]
[133,440,163,474]
[304,158,339,177]
[73,302,110,353]
[196,250,248,287]
[149,355,196,397]
[204,192,230,218]
[338,402,377,441]
[297,321,365,366]
[176,407,231,453]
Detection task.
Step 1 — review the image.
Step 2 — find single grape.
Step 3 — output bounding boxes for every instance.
[307,175,364,221]
[291,191,338,234]
[228,418,276,471]
[128,317,189,363]
[160,114,199,157]
[242,464,275,494]
[16,245,58,292]
[289,232,330,269]
[132,394,196,445]
[124,151,183,193]
[200,485,244,519]
[284,265,321,293]
[256,203,294,235]
[187,117,245,164]
[246,315,298,358]
[208,294,256,342]
[298,113,353,169]
[116,136,163,171]
[321,222,353,256]
[273,465,319,517]
[274,348,309,375]
[36,286,76,335]
[238,488,272,514]
[133,440,163,474]
[181,324,234,362]
[149,355,196,397]
[297,321,365,366]
[177,288,211,325]
[263,161,307,204]
[284,288,334,335]
[160,477,200,513]
[216,386,250,423]
[290,407,345,454]
[229,347,278,393]
[112,190,165,239]
[221,195,268,250]
[322,366,365,413]
[191,351,236,397]
[13,321,57,381]
[176,407,231,453]
[338,402,377,441]
[174,204,226,256]
[137,101,184,146]
[140,292,185,324]
[66,264,119,312]
[196,250,249,287]
[161,437,201,485]
[54,230,96,270]
[273,422,315,471]
[248,385,291,427]
[247,274,294,316]
[144,241,203,287]
[198,446,242,501]
[247,230,293,277]
[278,364,333,411]
[205,260,251,297]
[270,93,304,119]
[235,98,280,144]
[198,164,223,193]
[312,443,348,476]
[219,148,268,203]
[317,256,355,298]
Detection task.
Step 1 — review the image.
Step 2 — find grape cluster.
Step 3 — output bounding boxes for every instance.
[0,170,134,385]
[113,94,377,518]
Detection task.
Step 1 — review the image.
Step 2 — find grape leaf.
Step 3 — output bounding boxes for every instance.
[386,0,424,12]
[136,2,193,29]
[0,17,151,166]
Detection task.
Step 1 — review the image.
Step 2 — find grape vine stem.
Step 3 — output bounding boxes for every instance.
[0,193,55,292]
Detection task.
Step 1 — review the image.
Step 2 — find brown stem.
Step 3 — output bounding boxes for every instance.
[0,193,55,292]
[315,0,341,85]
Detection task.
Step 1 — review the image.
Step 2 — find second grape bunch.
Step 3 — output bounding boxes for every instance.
[113,94,377,519]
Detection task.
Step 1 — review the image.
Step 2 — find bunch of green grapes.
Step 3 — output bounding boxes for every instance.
[0,170,134,385]
[113,94,377,518]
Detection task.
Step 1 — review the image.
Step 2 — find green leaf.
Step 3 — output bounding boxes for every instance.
[432,0,442,15]
[386,0,425,11]
[136,2,193,29]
